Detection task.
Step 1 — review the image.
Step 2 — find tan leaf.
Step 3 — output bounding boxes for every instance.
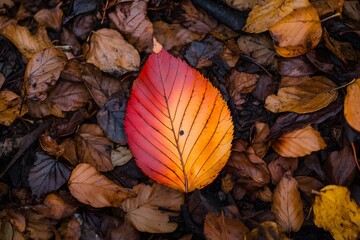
[109,1,153,52]
[344,78,360,132]
[68,163,136,208]
[268,156,298,184]
[34,2,63,30]
[265,76,338,114]
[75,124,114,172]
[246,221,291,240]
[111,146,133,167]
[0,89,28,126]
[121,183,184,233]
[153,21,203,53]
[0,24,52,59]
[243,0,310,33]
[313,185,360,240]
[272,125,326,158]
[0,15,16,30]
[225,0,265,11]
[272,171,304,232]
[83,28,140,75]
[204,211,249,240]
[250,121,270,158]
[269,6,322,57]
[23,46,67,101]
[310,0,344,17]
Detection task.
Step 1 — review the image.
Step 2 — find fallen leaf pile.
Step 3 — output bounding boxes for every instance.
[0,0,359,239]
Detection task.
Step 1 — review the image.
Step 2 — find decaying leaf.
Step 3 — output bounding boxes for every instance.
[25,210,56,240]
[272,171,304,232]
[269,6,322,57]
[68,163,136,208]
[23,46,67,101]
[36,193,77,220]
[39,133,65,159]
[313,185,360,240]
[225,0,264,11]
[310,0,344,17]
[75,124,114,172]
[204,211,249,240]
[295,176,324,195]
[265,76,338,114]
[272,125,326,158]
[250,121,270,158]
[323,29,357,64]
[33,2,63,30]
[0,24,52,59]
[344,78,360,132]
[268,156,298,184]
[111,146,133,167]
[124,42,234,192]
[83,28,140,75]
[246,221,291,240]
[243,0,310,33]
[0,89,28,126]
[343,1,360,21]
[121,183,184,233]
[227,70,259,98]
[109,1,153,52]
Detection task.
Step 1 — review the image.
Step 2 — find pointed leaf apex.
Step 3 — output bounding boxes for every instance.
[152,37,163,53]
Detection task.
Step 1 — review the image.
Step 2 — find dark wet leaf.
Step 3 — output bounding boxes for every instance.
[184,35,224,68]
[295,176,324,195]
[65,0,98,23]
[28,152,71,196]
[251,74,276,101]
[306,48,335,73]
[268,99,342,139]
[97,97,127,145]
[70,14,97,41]
[268,155,298,184]
[278,56,317,77]
[52,108,89,137]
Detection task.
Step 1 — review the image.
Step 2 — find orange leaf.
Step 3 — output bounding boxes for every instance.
[272,171,304,232]
[124,42,234,192]
[68,163,136,208]
[272,125,326,158]
[344,78,360,132]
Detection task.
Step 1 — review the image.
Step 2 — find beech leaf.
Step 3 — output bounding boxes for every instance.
[0,89,28,126]
[124,42,234,192]
[247,221,291,240]
[271,171,304,232]
[344,78,360,132]
[23,46,67,101]
[68,163,136,208]
[272,125,326,158]
[265,76,338,114]
[121,183,184,233]
[313,185,360,240]
[28,152,71,196]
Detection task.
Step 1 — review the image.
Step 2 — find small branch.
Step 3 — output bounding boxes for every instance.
[101,0,110,24]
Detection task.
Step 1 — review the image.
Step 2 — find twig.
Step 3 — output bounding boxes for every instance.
[351,142,360,171]
[101,0,109,24]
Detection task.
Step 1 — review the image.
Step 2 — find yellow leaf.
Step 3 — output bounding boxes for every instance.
[0,90,27,126]
[0,24,52,59]
[68,163,136,208]
[313,185,360,240]
[265,76,338,114]
[83,28,140,75]
[272,125,326,158]
[243,0,311,33]
[269,6,322,57]
[272,171,304,232]
[344,78,360,132]
[121,183,184,233]
[247,221,291,240]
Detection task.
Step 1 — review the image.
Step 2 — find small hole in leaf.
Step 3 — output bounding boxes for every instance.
[180,130,184,136]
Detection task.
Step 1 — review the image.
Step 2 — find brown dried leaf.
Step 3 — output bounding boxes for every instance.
[34,2,63,30]
[0,24,52,59]
[109,1,153,52]
[0,89,28,126]
[278,56,317,77]
[68,163,135,208]
[111,146,133,167]
[250,121,270,158]
[310,0,344,17]
[0,15,16,29]
[344,1,360,21]
[23,46,67,101]
[37,193,77,220]
[246,221,291,240]
[265,76,338,114]
[272,125,326,158]
[252,186,273,203]
[121,183,184,233]
[39,133,65,159]
[204,211,249,240]
[268,156,298,184]
[181,0,218,34]
[25,210,56,240]
[61,139,79,166]
[57,217,81,240]
[153,21,203,53]
[269,6,322,57]
[295,176,324,195]
[243,0,310,33]
[83,28,140,75]
[75,124,114,172]
[324,29,358,64]
[227,70,259,96]
[225,0,265,11]
[272,171,304,232]
[344,79,360,132]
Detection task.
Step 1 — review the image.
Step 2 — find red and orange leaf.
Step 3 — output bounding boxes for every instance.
[124,42,234,192]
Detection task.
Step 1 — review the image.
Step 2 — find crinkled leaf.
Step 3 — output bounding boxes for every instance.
[272,171,304,232]
[272,125,326,158]
[23,46,67,101]
[68,163,136,208]
[124,43,233,192]
[121,183,184,233]
[0,89,28,126]
[111,146,133,167]
[75,124,114,172]
[28,152,71,196]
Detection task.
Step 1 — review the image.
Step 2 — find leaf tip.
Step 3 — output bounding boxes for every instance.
[152,37,163,54]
